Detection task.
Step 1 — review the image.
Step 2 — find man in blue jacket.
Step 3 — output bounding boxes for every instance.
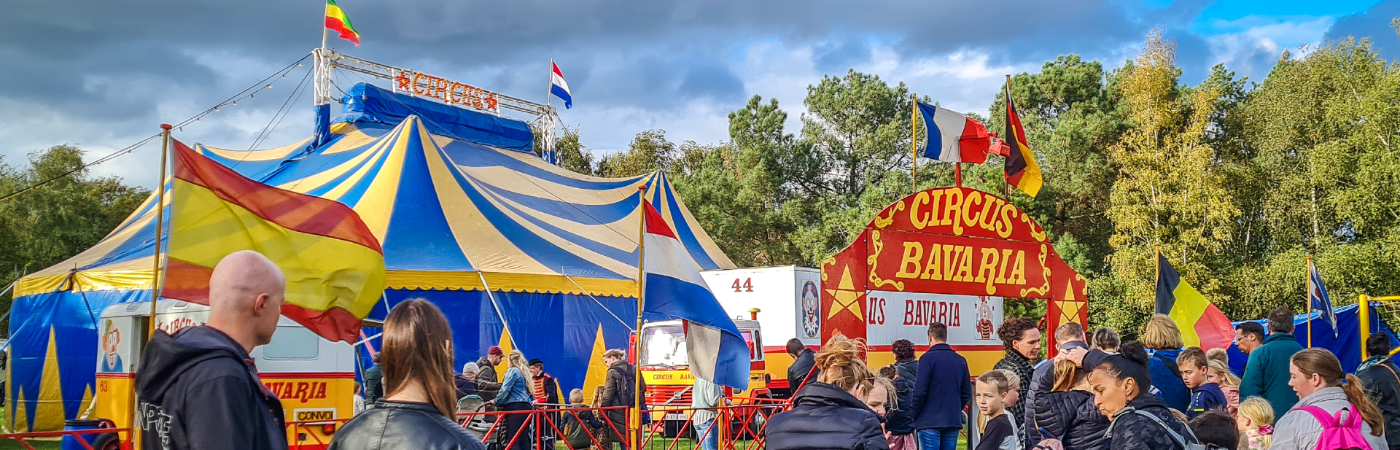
[912,322,971,450]
[1240,307,1304,419]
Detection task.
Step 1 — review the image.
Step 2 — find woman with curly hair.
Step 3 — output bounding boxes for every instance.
[994,317,1040,421]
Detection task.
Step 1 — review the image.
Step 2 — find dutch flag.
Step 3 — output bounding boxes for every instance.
[918,101,995,164]
[551,61,572,109]
[641,201,750,389]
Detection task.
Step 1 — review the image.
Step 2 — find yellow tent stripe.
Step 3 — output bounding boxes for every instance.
[14,269,637,299]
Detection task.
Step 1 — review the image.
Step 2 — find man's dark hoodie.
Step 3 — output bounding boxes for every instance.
[136,326,287,450]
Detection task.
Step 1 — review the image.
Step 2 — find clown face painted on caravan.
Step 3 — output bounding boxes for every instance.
[93,300,356,450]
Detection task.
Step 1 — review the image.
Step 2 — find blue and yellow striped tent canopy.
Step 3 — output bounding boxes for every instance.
[7,83,733,431]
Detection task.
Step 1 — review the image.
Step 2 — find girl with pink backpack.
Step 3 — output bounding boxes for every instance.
[1270,349,1388,450]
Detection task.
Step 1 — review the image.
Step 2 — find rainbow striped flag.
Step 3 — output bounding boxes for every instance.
[325,0,360,45]
[163,138,385,342]
[1155,253,1234,350]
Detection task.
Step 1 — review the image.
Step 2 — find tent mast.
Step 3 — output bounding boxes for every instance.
[633,184,647,450]
[147,124,172,338]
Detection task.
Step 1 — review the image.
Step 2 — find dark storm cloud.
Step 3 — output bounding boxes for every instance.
[679,60,746,102]
[2,0,1254,178]
[1325,0,1400,60]
[1,0,1202,116]
[813,38,873,74]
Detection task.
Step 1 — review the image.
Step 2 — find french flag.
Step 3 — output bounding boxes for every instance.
[550,61,572,109]
[918,102,994,164]
[641,201,750,389]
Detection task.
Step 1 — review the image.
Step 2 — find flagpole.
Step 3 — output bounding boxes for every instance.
[910,94,918,192]
[1307,257,1314,348]
[547,59,554,108]
[1154,245,1161,286]
[633,184,646,450]
[148,124,172,339]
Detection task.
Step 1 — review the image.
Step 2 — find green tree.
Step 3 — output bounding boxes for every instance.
[596,129,676,178]
[532,126,596,175]
[790,70,918,261]
[1098,31,1239,333]
[0,145,150,330]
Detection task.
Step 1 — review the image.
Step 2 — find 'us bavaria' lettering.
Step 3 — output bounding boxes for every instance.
[901,300,961,327]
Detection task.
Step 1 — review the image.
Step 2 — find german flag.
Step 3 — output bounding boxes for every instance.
[163,138,385,342]
[1156,252,1234,350]
[1003,77,1043,197]
[325,0,360,45]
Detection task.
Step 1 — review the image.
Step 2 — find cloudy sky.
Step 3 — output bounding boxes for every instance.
[4,0,1400,190]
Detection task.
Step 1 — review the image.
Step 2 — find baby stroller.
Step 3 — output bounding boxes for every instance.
[457,395,494,440]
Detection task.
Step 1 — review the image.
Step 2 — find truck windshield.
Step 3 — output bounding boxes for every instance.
[640,325,687,368]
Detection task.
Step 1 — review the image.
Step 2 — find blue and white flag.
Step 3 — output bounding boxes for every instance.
[641,201,749,389]
[550,61,572,109]
[1309,259,1337,337]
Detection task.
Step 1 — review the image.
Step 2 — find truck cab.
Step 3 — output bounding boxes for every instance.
[93,300,356,450]
[637,318,767,404]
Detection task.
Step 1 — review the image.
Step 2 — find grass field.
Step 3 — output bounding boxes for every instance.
[0,408,61,450]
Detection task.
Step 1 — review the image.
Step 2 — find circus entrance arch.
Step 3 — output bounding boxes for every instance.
[820,186,1088,372]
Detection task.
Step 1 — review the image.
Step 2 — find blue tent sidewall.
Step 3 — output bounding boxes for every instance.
[8,290,148,431]
[1227,303,1400,375]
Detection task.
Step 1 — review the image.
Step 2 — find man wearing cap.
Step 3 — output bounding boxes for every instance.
[1025,323,1088,446]
[476,346,505,400]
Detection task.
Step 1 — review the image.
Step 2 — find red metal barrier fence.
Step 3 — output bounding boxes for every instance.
[0,399,804,450]
[0,428,130,450]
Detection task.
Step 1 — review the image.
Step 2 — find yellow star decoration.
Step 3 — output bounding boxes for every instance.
[1056,300,1084,324]
[825,266,865,320]
[1057,282,1083,324]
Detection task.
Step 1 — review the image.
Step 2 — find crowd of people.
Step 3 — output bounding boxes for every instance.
[766,306,1400,450]
[132,252,1400,450]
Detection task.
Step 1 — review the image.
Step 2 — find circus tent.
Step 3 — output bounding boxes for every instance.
[7,83,734,431]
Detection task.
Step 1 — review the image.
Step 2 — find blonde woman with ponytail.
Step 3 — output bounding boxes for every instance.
[1270,348,1387,450]
[766,336,889,450]
[493,350,536,450]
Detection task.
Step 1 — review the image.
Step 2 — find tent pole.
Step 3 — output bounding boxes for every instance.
[1360,294,1370,358]
[148,124,172,338]
[633,184,646,450]
[477,271,517,350]
[1307,257,1313,348]
[910,94,918,192]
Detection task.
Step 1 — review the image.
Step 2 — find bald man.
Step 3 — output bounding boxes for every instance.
[136,250,290,450]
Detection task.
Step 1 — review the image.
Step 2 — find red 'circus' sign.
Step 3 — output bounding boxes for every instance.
[820,186,1088,354]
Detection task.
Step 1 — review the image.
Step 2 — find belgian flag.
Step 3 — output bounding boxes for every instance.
[1155,252,1235,350]
[1003,77,1043,197]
